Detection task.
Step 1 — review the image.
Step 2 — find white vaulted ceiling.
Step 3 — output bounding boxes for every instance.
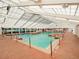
[0,0,79,28]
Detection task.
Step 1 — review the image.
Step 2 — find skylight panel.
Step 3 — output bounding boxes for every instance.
[55,8,61,14]
[14,8,24,14]
[42,8,55,14]
[70,5,77,16]
[65,6,70,15]
[0,9,7,15]
[23,15,39,27]
[7,7,24,19]
[20,13,33,20]
[2,0,15,6]
[20,7,36,14]
[8,7,15,16]
[15,20,26,27]
[0,2,8,7]
[76,6,79,16]
[42,5,62,14]
[27,15,39,22]
[53,8,59,14]
[0,2,3,7]
[38,19,52,24]
[28,6,44,14]
[61,8,66,15]
[30,18,43,27]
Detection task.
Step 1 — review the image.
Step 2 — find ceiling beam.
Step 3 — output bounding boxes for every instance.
[1,0,79,7]
[70,6,71,15]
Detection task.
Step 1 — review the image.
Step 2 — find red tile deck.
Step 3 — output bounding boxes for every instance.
[0,32,79,59]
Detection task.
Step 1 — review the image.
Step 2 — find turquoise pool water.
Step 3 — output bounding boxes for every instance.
[17,32,55,48]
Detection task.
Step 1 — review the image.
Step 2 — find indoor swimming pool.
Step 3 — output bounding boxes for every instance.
[17,32,55,48]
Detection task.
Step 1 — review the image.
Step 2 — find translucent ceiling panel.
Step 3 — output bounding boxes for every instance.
[8,7,22,14]
[2,7,24,28]
[42,8,55,14]
[21,13,33,21]
[38,19,52,25]
[42,5,78,16]
[14,20,26,28]
[23,21,32,27]
[8,7,24,19]
[26,20,49,28]
[29,18,43,28]
[20,7,35,13]
[15,13,33,27]
[0,2,7,15]
[2,18,16,27]
[53,8,61,15]
[11,0,35,5]
[61,8,66,15]
[0,8,7,15]
[70,5,77,16]
[76,6,79,16]
[58,8,63,15]
[0,17,4,24]
[49,23,56,27]
[23,15,40,27]
[65,6,71,15]
[42,5,62,15]
[2,0,15,6]
[28,6,44,14]
[0,1,8,7]
[39,24,49,28]
[33,23,44,28]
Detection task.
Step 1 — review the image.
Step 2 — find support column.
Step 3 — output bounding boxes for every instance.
[25,28,26,34]
[19,28,20,34]
[11,28,13,39]
[50,40,52,56]
[0,27,2,35]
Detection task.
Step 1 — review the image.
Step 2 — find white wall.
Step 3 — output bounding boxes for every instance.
[48,20,79,34]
